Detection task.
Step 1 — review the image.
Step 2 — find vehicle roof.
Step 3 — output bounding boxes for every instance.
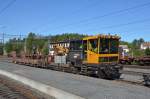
[83,34,120,40]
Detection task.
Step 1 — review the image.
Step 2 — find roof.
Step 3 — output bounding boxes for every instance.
[141,42,150,47]
[119,45,128,49]
[83,34,120,40]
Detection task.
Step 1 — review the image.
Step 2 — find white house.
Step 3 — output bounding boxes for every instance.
[141,42,150,50]
[119,45,129,52]
[49,41,70,55]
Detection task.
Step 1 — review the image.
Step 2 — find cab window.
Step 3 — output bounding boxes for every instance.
[88,39,98,53]
[99,38,109,54]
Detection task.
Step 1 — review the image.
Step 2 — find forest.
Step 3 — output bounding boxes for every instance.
[1,33,150,56]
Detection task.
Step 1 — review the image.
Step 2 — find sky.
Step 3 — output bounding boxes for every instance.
[0,0,150,42]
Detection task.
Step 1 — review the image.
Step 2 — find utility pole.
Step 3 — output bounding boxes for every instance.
[48,36,51,55]
[2,33,4,45]
[2,33,5,55]
[24,37,27,54]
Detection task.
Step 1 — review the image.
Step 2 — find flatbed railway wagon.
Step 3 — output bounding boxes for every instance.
[13,34,123,80]
[119,55,150,65]
[134,56,150,66]
[119,47,150,65]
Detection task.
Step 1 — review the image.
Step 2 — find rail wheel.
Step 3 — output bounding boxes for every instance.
[110,69,121,79]
[143,74,150,86]
[97,69,106,79]
[98,66,121,79]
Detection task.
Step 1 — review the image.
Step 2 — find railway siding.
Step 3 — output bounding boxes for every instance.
[0,69,84,99]
[124,67,150,74]
[124,65,150,69]
[0,75,53,99]
[122,67,150,86]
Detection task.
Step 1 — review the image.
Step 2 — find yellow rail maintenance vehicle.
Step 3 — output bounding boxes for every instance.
[13,34,122,80]
[67,34,122,79]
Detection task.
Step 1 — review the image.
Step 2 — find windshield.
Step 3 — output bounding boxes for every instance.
[70,40,82,50]
[99,38,109,54]
[99,38,118,54]
[110,39,119,54]
[88,39,98,53]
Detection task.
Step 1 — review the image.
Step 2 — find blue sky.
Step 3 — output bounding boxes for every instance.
[0,0,150,42]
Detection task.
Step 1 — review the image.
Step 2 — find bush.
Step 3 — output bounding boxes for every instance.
[0,46,3,55]
[145,48,150,56]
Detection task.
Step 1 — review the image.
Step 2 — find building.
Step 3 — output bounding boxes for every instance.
[48,39,82,55]
[49,41,70,55]
[119,45,129,52]
[141,42,150,50]
[49,41,70,50]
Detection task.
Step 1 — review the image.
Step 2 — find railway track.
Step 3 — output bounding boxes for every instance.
[120,70,150,87]
[43,65,150,87]
[121,70,144,76]
[0,75,51,99]
[1,58,150,87]
[0,83,26,99]
[123,64,150,69]
[115,79,144,86]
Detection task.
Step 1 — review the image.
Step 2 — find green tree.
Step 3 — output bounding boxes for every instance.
[132,38,144,49]
[26,33,48,54]
[42,41,49,55]
[4,38,24,54]
[120,41,132,48]
[139,38,144,44]
[5,42,13,53]
[26,32,36,54]
[145,48,150,56]
[36,38,47,54]
[50,33,86,42]
[132,49,144,57]
[0,43,3,55]
[127,38,145,57]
